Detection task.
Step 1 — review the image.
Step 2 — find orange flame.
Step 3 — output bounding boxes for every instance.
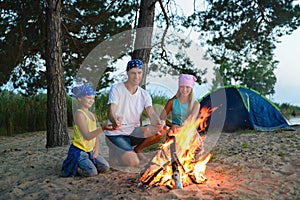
[139,106,218,189]
[198,105,220,132]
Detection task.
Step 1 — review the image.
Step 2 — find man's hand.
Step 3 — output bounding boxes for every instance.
[110,116,122,130]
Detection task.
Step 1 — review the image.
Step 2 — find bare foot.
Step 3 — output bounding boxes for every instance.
[77,167,83,176]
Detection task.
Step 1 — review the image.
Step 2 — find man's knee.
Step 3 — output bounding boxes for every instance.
[153,131,166,141]
[122,151,140,166]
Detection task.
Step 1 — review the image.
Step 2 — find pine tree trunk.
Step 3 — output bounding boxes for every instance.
[45,0,69,147]
[132,0,156,89]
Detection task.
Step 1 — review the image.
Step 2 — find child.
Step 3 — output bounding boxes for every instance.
[160,74,200,132]
[60,84,109,177]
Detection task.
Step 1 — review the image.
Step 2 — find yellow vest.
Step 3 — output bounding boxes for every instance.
[72,109,96,152]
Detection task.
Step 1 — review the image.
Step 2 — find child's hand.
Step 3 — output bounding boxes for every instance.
[93,148,99,158]
[104,124,116,131]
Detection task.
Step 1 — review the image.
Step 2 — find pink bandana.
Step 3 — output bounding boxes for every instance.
[178,74,197,88]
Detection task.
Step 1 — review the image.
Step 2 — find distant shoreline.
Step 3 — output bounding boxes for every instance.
[288,116,300,125]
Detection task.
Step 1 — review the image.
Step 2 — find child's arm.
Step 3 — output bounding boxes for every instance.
[93,136,100,158]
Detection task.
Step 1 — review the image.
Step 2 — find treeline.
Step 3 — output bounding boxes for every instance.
[0,90,168,136]
[276,103,300,118]
[1,90,298,136]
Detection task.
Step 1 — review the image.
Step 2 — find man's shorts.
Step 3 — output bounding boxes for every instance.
[105,127,146,153]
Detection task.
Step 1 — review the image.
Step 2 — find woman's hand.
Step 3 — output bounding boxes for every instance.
[171,124,180,132]
[166,125,181,137]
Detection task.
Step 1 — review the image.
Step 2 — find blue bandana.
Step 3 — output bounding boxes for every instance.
[126,59,144,71]
[71,84,95,98]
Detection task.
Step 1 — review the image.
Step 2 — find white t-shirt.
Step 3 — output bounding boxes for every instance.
[105,82,152,136]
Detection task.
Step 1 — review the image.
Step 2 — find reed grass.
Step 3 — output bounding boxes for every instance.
[0,90,48,136]
[0,90,169,136]
[94,93,109,124]
[2,89,297,136]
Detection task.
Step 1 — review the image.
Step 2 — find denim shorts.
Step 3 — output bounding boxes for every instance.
[105,127,145,153]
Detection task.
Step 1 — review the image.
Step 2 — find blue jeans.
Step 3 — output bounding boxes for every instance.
[78,151,109,177]
[105,127,145,152]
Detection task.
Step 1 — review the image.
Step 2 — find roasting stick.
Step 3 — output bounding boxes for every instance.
[104,123,137,130]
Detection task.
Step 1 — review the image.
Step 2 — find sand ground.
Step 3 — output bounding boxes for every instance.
[0,126,299,200]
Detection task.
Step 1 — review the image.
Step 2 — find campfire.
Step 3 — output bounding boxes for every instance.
[138,106,217,189]
[198,105,219,132]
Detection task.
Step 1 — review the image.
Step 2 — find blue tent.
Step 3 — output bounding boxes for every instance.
[199,86,290,132]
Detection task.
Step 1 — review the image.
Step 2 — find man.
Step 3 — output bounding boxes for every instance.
[105,59,166,167]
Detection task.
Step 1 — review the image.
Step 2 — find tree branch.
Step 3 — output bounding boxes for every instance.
[61,22,81,54]
[157,0,169,58]
[255,0,270,33]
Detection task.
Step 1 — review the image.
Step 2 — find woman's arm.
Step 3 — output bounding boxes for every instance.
[160,99,173,121]
[190,101,200,119]
[160,98,181,131]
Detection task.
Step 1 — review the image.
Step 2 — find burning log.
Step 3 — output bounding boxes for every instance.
[170,136,183,189]
[138,116,214,189]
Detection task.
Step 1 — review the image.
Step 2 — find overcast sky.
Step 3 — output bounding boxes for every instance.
[148,27,300,107]
[272,27,300,106]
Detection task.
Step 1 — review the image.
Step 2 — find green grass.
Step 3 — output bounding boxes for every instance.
[0,90,48,136]
[284,134,295,138]
[1,89,299,136]
[144,139,166,152]
[278,152,285,157]
[241,141,251,148]
[0,91,169,136]
[235,129,256,134]
[0,91,113,136]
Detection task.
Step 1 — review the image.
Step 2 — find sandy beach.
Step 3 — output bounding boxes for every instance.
[0,125,299,200]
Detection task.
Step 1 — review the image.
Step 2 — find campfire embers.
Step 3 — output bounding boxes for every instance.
[138,115,213,189]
